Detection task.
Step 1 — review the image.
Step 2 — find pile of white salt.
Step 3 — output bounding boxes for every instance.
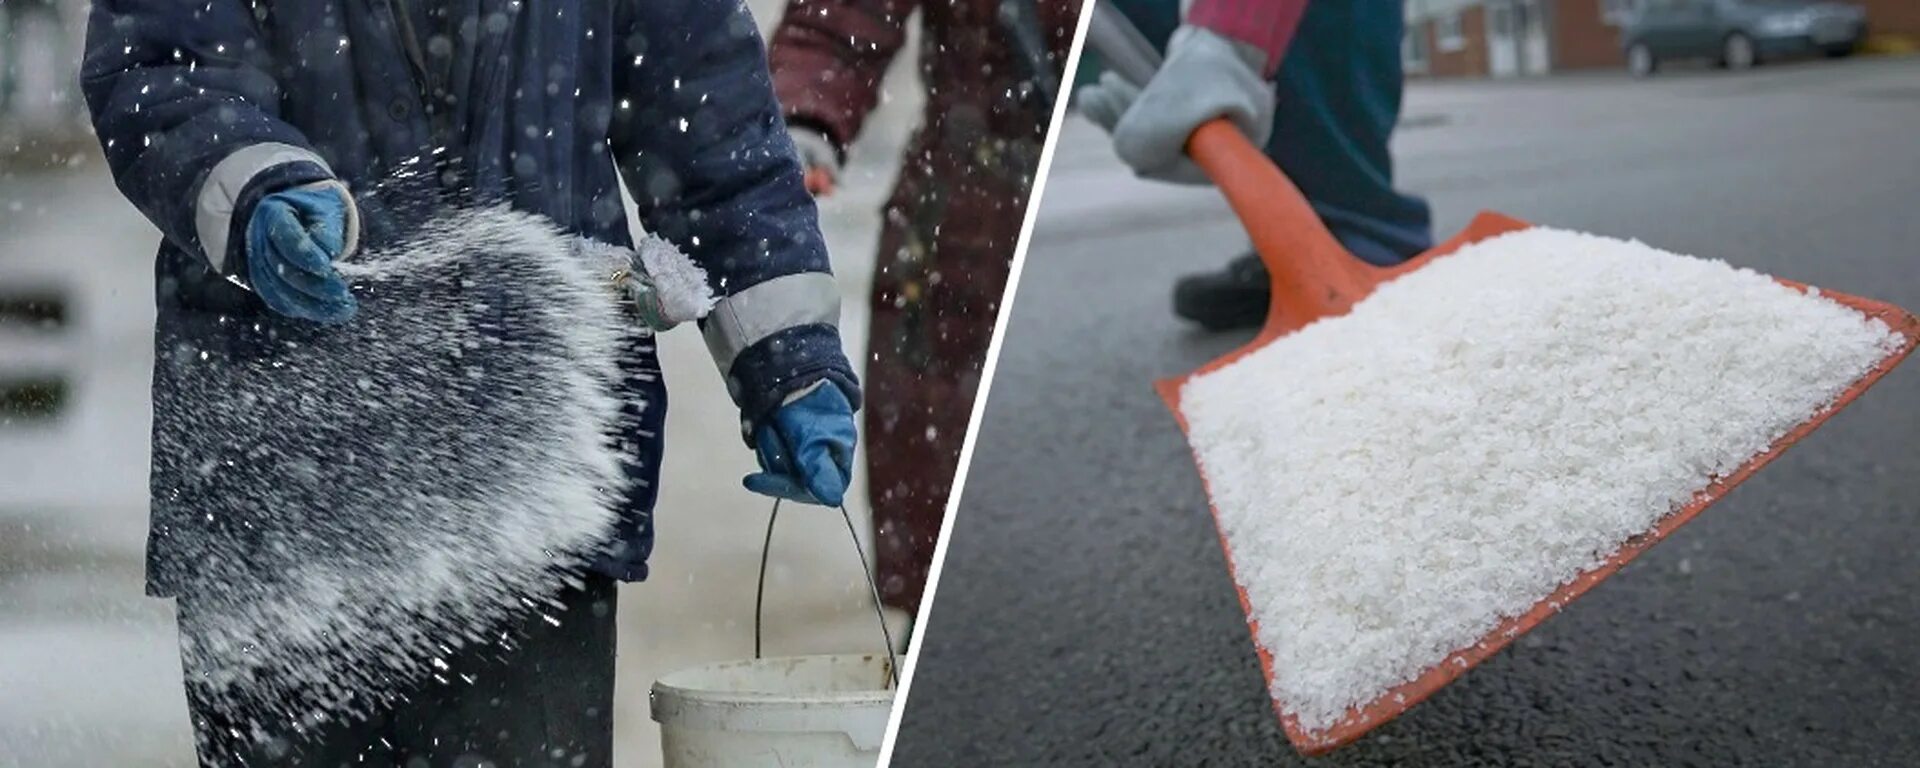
[1178,227,1902,731]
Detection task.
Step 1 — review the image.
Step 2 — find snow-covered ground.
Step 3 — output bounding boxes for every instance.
[0,4,922,765]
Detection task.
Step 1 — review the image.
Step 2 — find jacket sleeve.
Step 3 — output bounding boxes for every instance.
[1184,0,1309,77]
[612,0,861,431]
[766,0,919,152]
[81,0,350,279]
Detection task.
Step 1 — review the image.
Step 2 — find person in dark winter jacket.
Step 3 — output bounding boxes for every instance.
[82,1,859,765]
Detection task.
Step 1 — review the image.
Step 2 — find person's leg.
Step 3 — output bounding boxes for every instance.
[1170,0,1435,330]
[865,177,959,619]
[863,316,956,617]
[865,157,1018,619]
[1267,0,1433,267]
[399,573,619,767]
[177,599,405,767]
[177,574,619,767]
[181,690,399,767]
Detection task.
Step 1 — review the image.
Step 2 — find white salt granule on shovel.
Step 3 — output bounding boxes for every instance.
[1178,227,1901,731]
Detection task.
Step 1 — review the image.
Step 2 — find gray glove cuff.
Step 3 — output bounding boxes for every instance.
[788,127,842,180]
[295,180,362,264]
[580,236,717,332]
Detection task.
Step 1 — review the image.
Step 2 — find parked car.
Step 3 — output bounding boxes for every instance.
[1621,0,1867,76]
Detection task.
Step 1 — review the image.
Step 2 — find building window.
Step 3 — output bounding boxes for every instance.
[1489,4,1513,37]
[0,377,69,424]
[0,288,70,426]
[1436,12,1467,53]
[1404,23,1432,73]
[0,290,68,332]
[1601,0,1642,25]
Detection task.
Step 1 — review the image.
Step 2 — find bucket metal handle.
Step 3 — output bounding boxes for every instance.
[753,500,902,689]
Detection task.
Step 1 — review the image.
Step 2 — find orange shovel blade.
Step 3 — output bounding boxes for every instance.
[1155,119,1920,755]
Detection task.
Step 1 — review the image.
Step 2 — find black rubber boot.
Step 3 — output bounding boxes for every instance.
[1173,251,1270,331]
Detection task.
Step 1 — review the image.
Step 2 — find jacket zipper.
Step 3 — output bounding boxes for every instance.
[387,0,435,93]
[384,0,465,191]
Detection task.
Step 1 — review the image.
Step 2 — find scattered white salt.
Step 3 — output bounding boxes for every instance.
[159,206,706,734]
[1178,227,1901,731]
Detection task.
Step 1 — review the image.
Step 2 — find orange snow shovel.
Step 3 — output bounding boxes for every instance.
[1089,4,1920,756]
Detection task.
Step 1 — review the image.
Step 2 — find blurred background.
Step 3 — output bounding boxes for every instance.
[1397,0,1914,78]
[0,2,923,765]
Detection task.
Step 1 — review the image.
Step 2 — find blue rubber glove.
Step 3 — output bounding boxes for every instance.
[244,184,357,324]
[743,382,857,507]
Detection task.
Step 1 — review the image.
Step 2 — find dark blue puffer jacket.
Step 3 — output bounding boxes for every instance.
[82,0,859,591]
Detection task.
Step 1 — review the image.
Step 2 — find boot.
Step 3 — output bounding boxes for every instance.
[1172,250,1269,330]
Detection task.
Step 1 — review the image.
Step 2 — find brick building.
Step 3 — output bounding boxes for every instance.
[1404,0,1915,79]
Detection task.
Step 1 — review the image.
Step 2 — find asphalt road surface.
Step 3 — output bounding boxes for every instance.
[894,57,1920,766]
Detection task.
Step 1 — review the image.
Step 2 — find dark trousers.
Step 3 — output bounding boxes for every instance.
[865,143,1024,617]
[178,575,619,768]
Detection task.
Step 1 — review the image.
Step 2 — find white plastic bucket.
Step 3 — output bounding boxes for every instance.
[650,653,896,768]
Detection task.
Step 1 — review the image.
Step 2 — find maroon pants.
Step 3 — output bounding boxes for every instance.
[865,152,1025,615]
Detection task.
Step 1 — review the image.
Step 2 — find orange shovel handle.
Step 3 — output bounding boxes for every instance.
[1185,120,1380,334]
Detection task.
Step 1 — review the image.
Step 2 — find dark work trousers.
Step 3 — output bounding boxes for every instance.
[177,574,618,768]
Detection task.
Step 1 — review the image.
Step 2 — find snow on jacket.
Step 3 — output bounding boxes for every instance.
[81,0,858,591]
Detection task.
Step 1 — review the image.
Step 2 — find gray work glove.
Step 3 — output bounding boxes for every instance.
[578,237,715,332]
[788,126,841,194]
[1076,25,1275,185]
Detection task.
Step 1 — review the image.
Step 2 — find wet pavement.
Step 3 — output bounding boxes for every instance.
[893,57,1920,766]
